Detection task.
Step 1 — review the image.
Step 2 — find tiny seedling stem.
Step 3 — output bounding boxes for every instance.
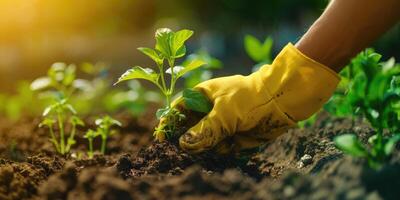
[57,112,65,154]
[66,124,76,152]
[88,138,94,159]
[100,130,108,154]
[49,126,60,152]
[101,139,106,154]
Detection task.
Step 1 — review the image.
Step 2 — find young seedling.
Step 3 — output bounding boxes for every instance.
[65,116,85,153]
[95,115,122,154]
[115,28,212,140]
[333,49,400,169]
[39,118,59,152]
[84,129,97,159]
[41,99,83,155]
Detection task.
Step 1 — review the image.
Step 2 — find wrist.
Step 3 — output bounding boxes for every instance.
[295,19,356,72]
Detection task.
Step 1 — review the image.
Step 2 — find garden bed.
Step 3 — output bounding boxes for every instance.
[0,112,399,200]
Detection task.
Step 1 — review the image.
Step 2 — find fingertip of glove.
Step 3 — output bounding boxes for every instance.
[179,130,209,154]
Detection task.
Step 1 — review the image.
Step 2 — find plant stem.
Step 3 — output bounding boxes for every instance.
[88,138,93,159]
[101,137,106,154]
[100,128,108,154]
[66,124,76,153]
[49,126,60,152]
[167,58,176,107]
[157,63,170,106]
[57,112,65,155]
[157,63,168,92]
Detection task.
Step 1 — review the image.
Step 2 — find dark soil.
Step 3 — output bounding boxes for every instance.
[0,111,399,200]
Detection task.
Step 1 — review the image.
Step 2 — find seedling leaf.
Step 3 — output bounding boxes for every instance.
[177,58,207,78]
[155,28,173,58]
[384,134,400,156]
[183,88,212,113]
[114,66,159,85]
[43,105,54,116]
[174,45,186,58]
[30,77,52,91]
[39,118,56,127]
[65,104,77,115]
[70,116,85,126]
[334,134,368,157]
[171,29,193,57]
[137,47,163,65]
[156,107,170,119]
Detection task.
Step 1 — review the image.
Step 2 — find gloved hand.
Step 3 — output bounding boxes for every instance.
[155,43,340,154]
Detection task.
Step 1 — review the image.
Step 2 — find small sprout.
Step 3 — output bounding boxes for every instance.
[95,115,122,154]
[39,118,59,152]
[84,129,98,159]
[65,116,85,153]
[38,99,82,155]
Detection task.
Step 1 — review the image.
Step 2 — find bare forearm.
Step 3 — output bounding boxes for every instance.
[296,0,400,72]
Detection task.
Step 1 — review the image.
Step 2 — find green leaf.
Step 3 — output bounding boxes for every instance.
[70,116,85,126]
[137,47,163,65]
[384,134,400,156]
[334,134,368,157]
[30,77,51,91]
[183,88,212,113]
[244,35,273,63]
[114,66,159,85]
[156,107,171,119]
[65,104,77,115]
[174,45,186,58]
[155,28,193,58]
[171,29,193,56]
[95,115,122,128]
[39,118,56,127]
[186,51,223,70]
[42,105,55,116]
[63,65,76,86]
[369,52,382,63]
[84,129,98,139]
[155,28,173,58]
[177,58,207,78]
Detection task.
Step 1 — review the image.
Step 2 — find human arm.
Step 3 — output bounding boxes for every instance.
[296,0,400,72]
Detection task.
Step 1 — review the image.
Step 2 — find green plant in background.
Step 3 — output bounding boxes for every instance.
[84,129,97,159]
[184,50,223,88]
[31,62,91,100]
[40,99,84,155]
[0,82,47,121]
[115,28,212,139]
[244,34,273,71]
[333,49,400,169]
[103,80,161,116]
[95,115,122,154]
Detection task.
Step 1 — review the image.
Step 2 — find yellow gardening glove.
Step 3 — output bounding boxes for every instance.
[156,43,340,154]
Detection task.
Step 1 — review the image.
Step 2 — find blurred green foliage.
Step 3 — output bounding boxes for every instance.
[328,49,400,169]
[244,34,274,71]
